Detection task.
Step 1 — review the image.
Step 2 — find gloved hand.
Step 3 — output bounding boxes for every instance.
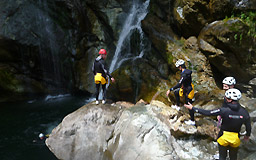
[111,77,115,83]
[166,88,173,97]
[243,136,250,143]
[166,90,170,97]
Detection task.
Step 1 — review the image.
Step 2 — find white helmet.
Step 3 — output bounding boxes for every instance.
[225,88,242,101]
[39,133,44,138]
[222,77,236,86]
[175,59,185,67]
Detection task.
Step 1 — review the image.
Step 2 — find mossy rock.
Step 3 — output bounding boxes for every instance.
[198,18,256,83]
[0,67,19,93]
[0,65,47,102]
[108,58,167,103]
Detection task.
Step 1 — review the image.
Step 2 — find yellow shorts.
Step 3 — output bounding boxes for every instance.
[217,131,240,148]
[94,73,108,85]
[179,83,194,99]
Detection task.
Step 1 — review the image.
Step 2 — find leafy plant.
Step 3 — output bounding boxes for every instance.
[234,34,238,40]
[225,11,256,41]
[239,11,256,39]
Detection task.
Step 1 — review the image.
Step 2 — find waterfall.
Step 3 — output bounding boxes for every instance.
[36,0,63,87]
[109,0,150,73]
[97,0,150,100]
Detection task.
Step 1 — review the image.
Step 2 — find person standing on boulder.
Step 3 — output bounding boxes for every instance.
[166,59,195,125]
[184,88,251,160]
[92,49,115,104]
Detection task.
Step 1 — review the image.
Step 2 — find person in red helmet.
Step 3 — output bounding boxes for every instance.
[92,49,115,104]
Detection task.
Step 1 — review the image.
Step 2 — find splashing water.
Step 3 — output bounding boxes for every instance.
[98,0,150,100]
[109,0,150,74]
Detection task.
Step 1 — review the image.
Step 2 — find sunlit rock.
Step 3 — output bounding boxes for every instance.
[46,100,224,160]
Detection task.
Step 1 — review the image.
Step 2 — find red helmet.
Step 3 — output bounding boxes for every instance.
[99,49,107,55]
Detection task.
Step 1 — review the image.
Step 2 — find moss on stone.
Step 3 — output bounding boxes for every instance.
[0,69,18,92]
[166,51,174,65]
[224,11,256,41]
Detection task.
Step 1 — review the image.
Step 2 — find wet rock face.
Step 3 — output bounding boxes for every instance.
[172,0,234,37]
[0,0,75,101]
[0,37,47,102]
[107,58,164,103]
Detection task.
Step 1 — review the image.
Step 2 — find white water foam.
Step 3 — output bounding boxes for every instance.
[109,0,150,73]
[44,94,71,101]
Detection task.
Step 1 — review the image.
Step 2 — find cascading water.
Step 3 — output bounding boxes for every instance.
[37,0,62,86]
[109,0,150,74]
[34,0,76,98]
[97,0,150,100]
[0,0,69,94]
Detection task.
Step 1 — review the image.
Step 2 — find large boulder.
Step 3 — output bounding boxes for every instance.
[173,0,233,37]
[172,0,256,38]
[198,19,256,96]
[46,100,227,160]
[46,102,123,160]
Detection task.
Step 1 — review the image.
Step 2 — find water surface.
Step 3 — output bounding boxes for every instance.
[0,95,91,160]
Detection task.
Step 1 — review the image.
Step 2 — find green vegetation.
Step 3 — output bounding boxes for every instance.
[239,11,256,39]
[0,70,18,92]
[166,52,174,65]
[225,11,256,41]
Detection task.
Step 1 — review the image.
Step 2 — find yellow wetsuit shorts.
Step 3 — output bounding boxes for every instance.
[217,131,240,148]
[94,73,108,85]
[179,83,194,99]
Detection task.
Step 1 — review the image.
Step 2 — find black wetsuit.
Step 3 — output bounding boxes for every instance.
[92,56,112,100]
[193,102,251,160]
[217,97,229,128]
[170,69,194,121]
[92,56,112,79]
[222,97,229,108]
